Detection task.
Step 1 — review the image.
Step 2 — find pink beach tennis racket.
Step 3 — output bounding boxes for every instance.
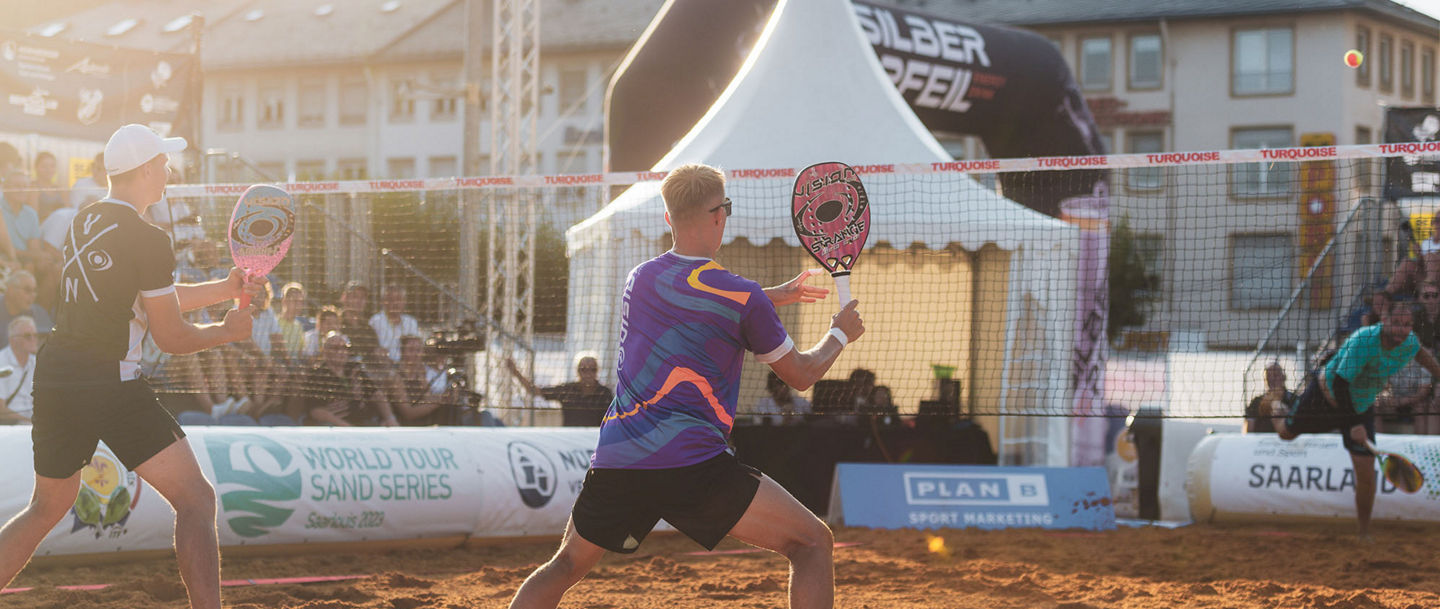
[792,161,870,306]
[228,184,296,308]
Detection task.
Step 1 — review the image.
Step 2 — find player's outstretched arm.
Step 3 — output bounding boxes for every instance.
[143,291,254,355]
[1415,346,1440,380]
[768,299,864,390]
[174,268,265,312]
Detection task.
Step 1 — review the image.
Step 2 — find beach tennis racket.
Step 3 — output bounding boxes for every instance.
[1365,440,1425,494]
[228,184,296,308]
[792,161,870,306]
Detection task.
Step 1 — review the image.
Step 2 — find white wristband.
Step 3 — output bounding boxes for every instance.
[828,327,849,348]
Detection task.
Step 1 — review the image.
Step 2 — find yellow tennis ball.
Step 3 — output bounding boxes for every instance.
[1345,49,1364,69]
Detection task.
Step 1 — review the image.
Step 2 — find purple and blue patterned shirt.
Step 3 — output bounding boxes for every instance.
[591,252,793,469]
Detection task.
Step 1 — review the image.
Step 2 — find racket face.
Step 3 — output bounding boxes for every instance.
[228,184,296,277]
[1383,454,1425,494]
[792,162,870,273]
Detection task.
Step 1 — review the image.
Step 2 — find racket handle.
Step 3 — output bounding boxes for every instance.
[238,293,252,309]
[832,272,851,307]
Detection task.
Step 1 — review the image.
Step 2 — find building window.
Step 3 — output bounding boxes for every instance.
[558,67,588,112]
[338,158,367,180]
[1230,233,1293,310]
[219,86,244,131]
[299,83,325,128]
[1232,127,1293,197]
[1356,126,1373,190]
[295,160,326,181]
[340,79,367,125]
[1356,27,1372,87]
[1402,40,1415,99]
[428,156,457,178]
[257,162,285,182]
[1129,33,1162,90]
[430,72,459,122]
[1080,36,1112,91]
[387,157,415,179]
[259,85,284,129]
[390,80,415,122]
[1126,131,1164,191]
[1098,131,1114,155]
[1233,27,1292,95]
[1135,233,1164,301]
[1424,47,1437,105]
[1380,34,1393,92]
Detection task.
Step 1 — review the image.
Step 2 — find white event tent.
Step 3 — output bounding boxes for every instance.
[565,0,1078,464]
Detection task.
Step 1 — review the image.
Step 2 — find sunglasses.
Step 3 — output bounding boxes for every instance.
[1424,293,1440,299]
[709,197,733,217]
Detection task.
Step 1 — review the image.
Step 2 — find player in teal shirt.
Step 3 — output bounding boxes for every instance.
[1275,301,1440,538]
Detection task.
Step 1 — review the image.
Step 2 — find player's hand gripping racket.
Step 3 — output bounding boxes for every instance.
[1364,440,1425,494]
[792,162,870,306]
[228,184,296,308]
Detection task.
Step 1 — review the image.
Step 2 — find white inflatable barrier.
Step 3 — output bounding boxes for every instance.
[0,427,598,557]
[1187,433,1440,523]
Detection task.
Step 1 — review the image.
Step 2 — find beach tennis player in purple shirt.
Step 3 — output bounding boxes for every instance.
[509,163,865,609]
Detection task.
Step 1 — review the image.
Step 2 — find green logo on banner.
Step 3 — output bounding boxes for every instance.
[206,433,302,538]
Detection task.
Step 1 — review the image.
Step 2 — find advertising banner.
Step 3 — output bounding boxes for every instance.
[1383,106,1440,200]
[1299,132,1336,310]
[1189,434,1440,522]
[0,29,193,141]
[829,463,1115,531]
[0,427,599,557]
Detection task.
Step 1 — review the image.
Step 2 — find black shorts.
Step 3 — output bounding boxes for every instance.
[31,380,185,479]
[1287,378,1375,456]
[572,451,763,554]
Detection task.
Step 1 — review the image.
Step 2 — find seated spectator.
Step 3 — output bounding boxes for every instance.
[242,281,284,413]
[370,283,420,363]
[1388,220,1424,299]
[2,171,62,309]
[1375,359,1431,435]
[0,315,39,424]
[865,385,899,416]
[275,282,310,364]
[504,352,613,427]
[31,151,65,218]
[340,281,385,367]
[303,306,341,361]
[68,151,107,209]
[849,369,877,408]
[1424,212,1440,287]
[393,335,453,426]
[751,371,811,425]
[0,270,53,342]
[300,331,398,427]
[1244,362,1297,433]
[0,143,19,175]
[1414,283,1440,350]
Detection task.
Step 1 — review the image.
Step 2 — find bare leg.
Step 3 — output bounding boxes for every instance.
[1348,426,1377,540]
[727,476,835,609]
[0,473,81,590]
[508,518,606,609]
[135,438,221,609]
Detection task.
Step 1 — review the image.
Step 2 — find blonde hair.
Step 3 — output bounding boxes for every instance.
[660,163,725,221]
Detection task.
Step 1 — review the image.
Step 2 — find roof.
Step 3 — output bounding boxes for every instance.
[28,0,664,70]
[569,0,1071,256]
[890,0,1440,30]
[377,0,666,62]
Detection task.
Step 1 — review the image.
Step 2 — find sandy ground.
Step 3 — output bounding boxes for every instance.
[4,522,1439,609]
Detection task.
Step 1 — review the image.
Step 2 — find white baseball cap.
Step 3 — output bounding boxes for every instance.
[104,124,186,176]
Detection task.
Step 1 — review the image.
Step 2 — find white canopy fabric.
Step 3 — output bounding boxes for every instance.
[563,0,1078,464]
